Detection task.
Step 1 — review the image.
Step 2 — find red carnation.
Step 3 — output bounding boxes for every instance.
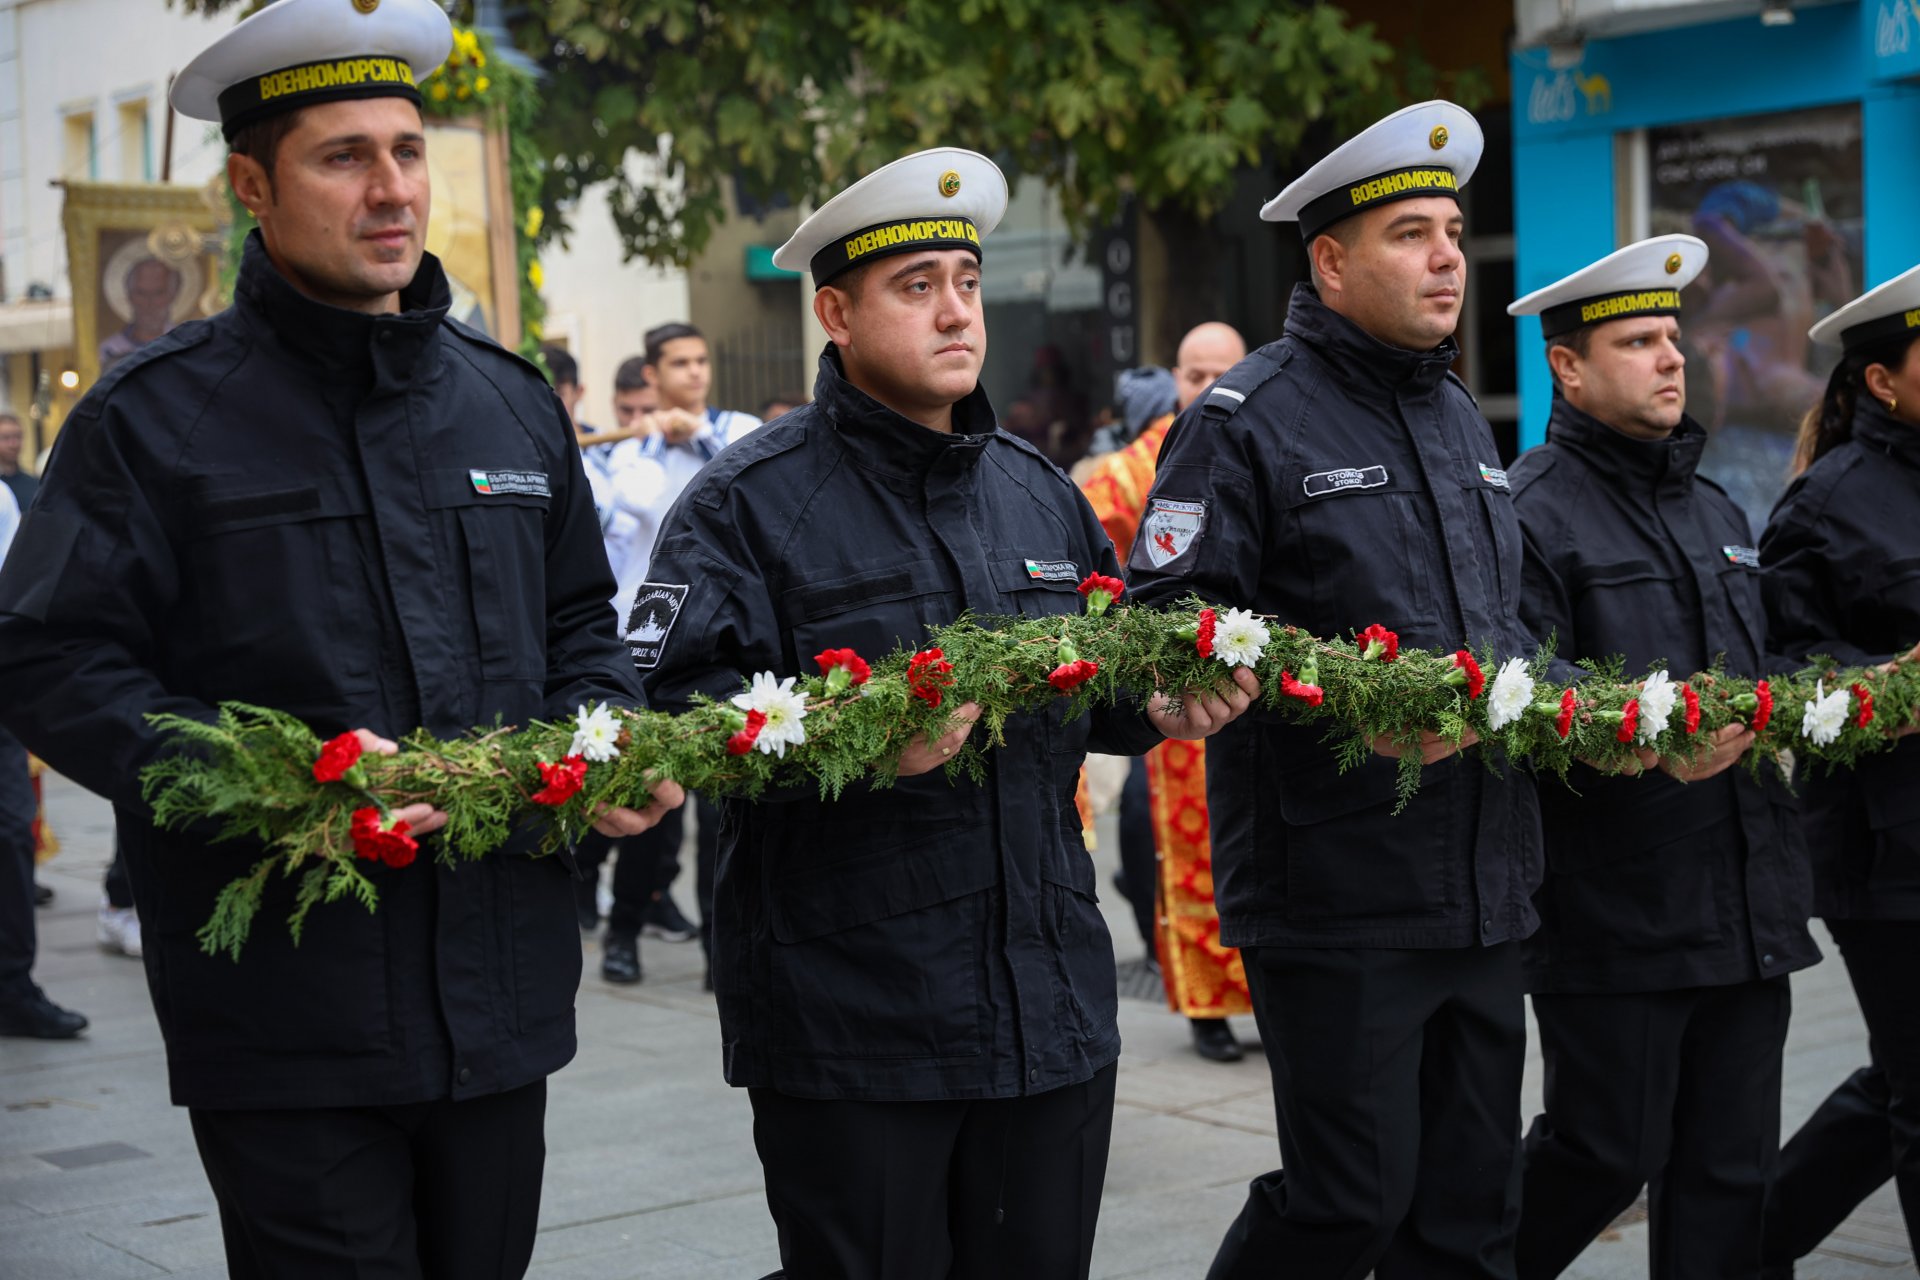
[1853,682,1875,729]
[1049,659,1100,693]
[907,647,956,709]
[312,731,364,784]
[814,648,872,691]
[1555,688,1577,741]
[1616,698,1641,744]
[1280,669,1324,707]
[531,755,589,806]
[727,709,768,756]
[1076,573,1125,616]
[1753,680,1773,734]
[1449,650,1486,700]
[349,807,418,869]
[1358,624,1399,663]
[1682,683,1701,735]
[1195,608,1217,659]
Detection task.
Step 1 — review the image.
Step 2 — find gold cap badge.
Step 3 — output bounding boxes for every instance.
[939,170,962,198]
[352,0,380,12]
[1665,252,1683,275]
[1429,126,1449,151]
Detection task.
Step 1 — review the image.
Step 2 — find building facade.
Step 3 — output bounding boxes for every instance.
[1511,0,1920,525]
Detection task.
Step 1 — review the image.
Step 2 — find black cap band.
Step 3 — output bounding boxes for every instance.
[1540,288,1684,339]
[1839,304,1920,352]
[217,55,421,140]
[810,216,981,287]
[1298,165,1461,241]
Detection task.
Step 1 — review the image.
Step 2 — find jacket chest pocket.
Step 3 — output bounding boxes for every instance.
[426,469,549,681]
[1570,559,1685,668]
[183,479,376,693]
[1717,561,1767,671]
[1868,556,1920,653]
[1278,472,1438,630]
[784,559,954,675]
[1468,479,1521,615]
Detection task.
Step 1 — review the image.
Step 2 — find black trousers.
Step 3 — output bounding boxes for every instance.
[1116,757,1157,950]
[189,1080,547,1280]
[1209,943,1526,1280]
[750,1063,1118,1280]
[574,792,719,940]
[0,726,40,1005]
[1764,918,1920,1267]
[1517,978,1791,1278]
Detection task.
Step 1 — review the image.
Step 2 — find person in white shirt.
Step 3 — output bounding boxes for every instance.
[605,324,761,613]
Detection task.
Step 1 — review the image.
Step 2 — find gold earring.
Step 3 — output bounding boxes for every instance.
[1890,397,1900,414]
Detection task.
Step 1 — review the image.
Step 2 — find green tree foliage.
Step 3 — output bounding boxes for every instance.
[518,0,1482,264]
[175,0,1483,266]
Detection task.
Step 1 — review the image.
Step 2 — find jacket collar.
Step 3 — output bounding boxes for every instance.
[233,229,451,373]
[1547,393,1706,494]
[1851,395,1920,467]
[813,344,995,476]
[1284,283,1460,398]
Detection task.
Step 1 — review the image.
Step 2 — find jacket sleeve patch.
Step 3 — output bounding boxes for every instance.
[1131,497,1207,572]
[624,582,689,669]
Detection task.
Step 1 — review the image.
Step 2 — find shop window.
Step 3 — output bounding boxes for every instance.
[1628,103,1863,529]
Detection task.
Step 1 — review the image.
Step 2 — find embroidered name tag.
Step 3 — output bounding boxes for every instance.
[1024,559,1079,582]
[1302,465,1389,499]
[1139,497,1207,569]
[1478,463,1510,490]
[1723,545,1760,568]
[625,582,689,670]
[470,469,550,498]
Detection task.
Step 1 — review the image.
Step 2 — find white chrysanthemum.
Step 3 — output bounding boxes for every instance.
[1801,679,1850,748]
[1636,669,1677,745]
[1486,657,1536,732]
[1213,608,1271,669]
[569,703,623,763]
[732,672,810,758]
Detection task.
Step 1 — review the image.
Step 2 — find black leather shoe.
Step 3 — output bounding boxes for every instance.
[0,993,89,1039]
[601,933,641,985]
[33,882,54,907]
[1190,1017,1243,1063]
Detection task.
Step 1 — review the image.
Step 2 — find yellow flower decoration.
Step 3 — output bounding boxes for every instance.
[527,259,545,291]
[431,82,449,102]
[524,205,544,239]
[456,84,471,100]
[475,76,490,93]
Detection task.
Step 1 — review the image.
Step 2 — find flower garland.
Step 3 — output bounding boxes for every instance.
[140,580,1920,960]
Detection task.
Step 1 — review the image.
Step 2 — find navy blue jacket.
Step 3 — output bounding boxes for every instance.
[638,347,1161,1101]
[1761,399,1920,919]
[0,234,638,1109]
[1510,400,1816,993]
[1127,286,1544,950]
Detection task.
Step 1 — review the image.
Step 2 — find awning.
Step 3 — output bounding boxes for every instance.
[0,300,74,355]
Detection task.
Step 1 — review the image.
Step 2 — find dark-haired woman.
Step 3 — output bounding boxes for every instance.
[1760,264,1920,1275]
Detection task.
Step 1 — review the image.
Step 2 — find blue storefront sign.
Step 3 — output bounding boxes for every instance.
[1510,1,1920,523]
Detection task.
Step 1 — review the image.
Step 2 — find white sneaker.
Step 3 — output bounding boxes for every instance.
[97,903,142,959]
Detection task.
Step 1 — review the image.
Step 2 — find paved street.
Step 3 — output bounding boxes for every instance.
[3,772,1914,1279]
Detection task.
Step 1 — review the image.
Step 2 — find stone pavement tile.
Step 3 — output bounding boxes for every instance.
[529,1187,777,1278]
[1087,1181,1250,1278]
[0,1199,212,1278]
[1102,1109,1275,1201]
